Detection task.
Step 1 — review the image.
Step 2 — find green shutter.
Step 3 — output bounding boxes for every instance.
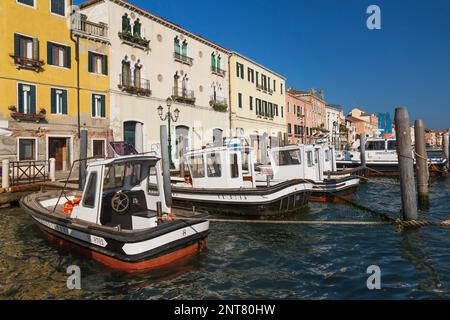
[62,90,68,114]
[18,84,24,113]
[14,34,21,57]
[211,53,215,68]
[217,56,221,69]
[51,88,56,114]
[47,42,53,65]
[182,42,187,56]
[88,52,93,72]
[65,46,71,68]
[91,94,95,117]
[101,95,106,118]
[32,38,39,61]
[30,85,36,114]
[102,55,108,75]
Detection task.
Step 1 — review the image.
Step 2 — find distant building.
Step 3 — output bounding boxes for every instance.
[325,104,343,148]
[285,91,308,144]
[348,107,379,138]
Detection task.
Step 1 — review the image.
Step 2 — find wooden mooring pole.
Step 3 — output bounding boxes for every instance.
[414,119,429,209]
[443,133,450,161]
[394,107,418,221]
[160,125,173,208]
[360,134,366,167]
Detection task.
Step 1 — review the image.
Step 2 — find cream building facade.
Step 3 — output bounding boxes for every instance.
[229,52,286,162]
[80,0,230,167]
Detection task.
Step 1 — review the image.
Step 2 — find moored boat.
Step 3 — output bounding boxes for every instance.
[20,153,209,272]
[171,146,312,217]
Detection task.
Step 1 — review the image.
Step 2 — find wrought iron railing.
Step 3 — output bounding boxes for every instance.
[72,14,108,38]
[211,66,226,76]
[10,160,49,186]
[119,75,152,96]
[172,87,195,104]
[173,52,194,66]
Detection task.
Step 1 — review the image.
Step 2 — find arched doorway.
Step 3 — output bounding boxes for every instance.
[212,128,223,147]
[175,125,189,159]
[123,121,143,153]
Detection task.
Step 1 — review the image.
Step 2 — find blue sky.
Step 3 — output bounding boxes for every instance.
[74,0,450,129]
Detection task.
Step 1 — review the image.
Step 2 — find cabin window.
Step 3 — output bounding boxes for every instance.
[206,153,221,177]
[366,140,385,151]
[189,155,205,178]
[274,150,301,166]
[314,150,319,164]
[241,150,250,174]
[83,172,97,208]
[103,165,125,190]
[324,150,330,162]
[307,151,314,167]
[230,153,239,179]
[131,163,142,186]
[387,140,397,150]
[148,166,159,196]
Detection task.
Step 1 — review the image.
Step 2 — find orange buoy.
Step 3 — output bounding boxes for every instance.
[63,200,74,215]
[72,197,81,205]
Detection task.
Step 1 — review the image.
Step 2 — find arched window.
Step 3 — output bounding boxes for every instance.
[213,128,223,147]
[123,121,143,152]
[134,63,141,88]
[173,72,180,95]
[211,52,216,69]
[181,40,188,56]
[217,55,221,70]
[122,14,131,34]
[121,59,131,86]
[175,126,190,159]
[133,18,141,38]
[174,37,180,54]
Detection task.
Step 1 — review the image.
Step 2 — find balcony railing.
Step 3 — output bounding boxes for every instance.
[10,55,44,72]
[72,14,109,42]
[256,83,264,91]
[172,87,195,104]
[209,96,228,112]
[10,112,46,122]
[118,75,152,96]
[211,66,226,77]
[174,52,194,66]
[118,32,150,50]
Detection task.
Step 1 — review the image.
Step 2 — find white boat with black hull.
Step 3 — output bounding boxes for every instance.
[171,146,313,217]
[336,138,448,176]
[256,144,362,203]
[20,149,209,272]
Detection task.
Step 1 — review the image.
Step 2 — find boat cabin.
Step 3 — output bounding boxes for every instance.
[184,146,256,189]
[70,155,169,231]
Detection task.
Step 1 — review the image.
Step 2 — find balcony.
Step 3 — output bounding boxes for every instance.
[10,55,44,72]
[9,106,46,122]
[118,75,152,96]
[256,83,266,92]
[118,32,150,50]
[72,14,109,44]
[211,66,226,77]
[268,88,274,95]
[173,52,193,66]
[172,87,195,105]
[209,96,228,112]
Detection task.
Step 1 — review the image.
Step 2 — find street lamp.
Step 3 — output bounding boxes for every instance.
[158,97,180,169]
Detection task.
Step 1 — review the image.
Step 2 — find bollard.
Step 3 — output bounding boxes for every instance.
[394,107,418,221]
[160,125,173,208]
[2,159,10,191]
[49,158,56,182]
[443,133,450,161]
[360,134,366,167]
[79,129,88,190]
[414,120,429,209]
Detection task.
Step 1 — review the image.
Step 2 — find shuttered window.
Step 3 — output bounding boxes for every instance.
[18,0,34,7]
[238,93,242,108]
[51,88,68,115]
[14,34,39,60]
[88,52,107,75]
[17,83,36,114]
[47,42,71,68]
[249,96,253,111]
[92,94,106,118]
[50,0,65,16]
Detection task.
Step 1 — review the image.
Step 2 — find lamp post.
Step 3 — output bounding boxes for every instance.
[158,97,180,169]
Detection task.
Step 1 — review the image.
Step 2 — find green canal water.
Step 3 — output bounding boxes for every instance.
[1,177,449,299]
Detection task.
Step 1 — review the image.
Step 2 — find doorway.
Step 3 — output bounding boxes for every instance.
[48,137,71,171]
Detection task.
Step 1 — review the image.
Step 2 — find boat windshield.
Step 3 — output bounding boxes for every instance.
[103,163,142,191]
[189,155,205,178]
[387,140,397,150]
[273,149,301,166]
[366,141,385,151]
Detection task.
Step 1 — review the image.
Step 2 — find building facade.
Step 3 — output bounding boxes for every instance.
[348,108,379,138]
[0,0,110,171]
[325,104,343,148]
[80,0,230,168]
[229,52,286,162]
[285,91,307,144]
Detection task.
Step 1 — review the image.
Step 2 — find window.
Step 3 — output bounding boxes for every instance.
[274,104,278,117]
[122,14,131,33]
[148,166,159,196]
[268,103,273,117]
[366,140,385,151]
[238,93,242,108]
[230,154,239,178]
[17,83,36,114]
[88,52,107,75]
[206,153,221,177]
[307,151,313,167]
[288,123,292,134]
[174,37,181,54]
[211,53,216,68]
[236,62,244,79]
[18,0,34,7]
[50,88,67,115]
[280,83,284,93]
[261,75,267,90]
[50,0,65,16]
[273,80,276,93]
[189,155,205,178]
[103,165,125,190]
[324,150,330,162]
[256,98,261,115]
[249,96,253,111]
[387,140,397,150]
[248,68,254,82]
[14,34,38,60]
[133,19,141,37]
[281,106,284,118]
[93,139,105,158]
[83,172,97,208]
[92,94,106,118]
[47,42,70,68]
[18,138,36,160]
[255,71,259,85]
[262,101,268,116]
[274,150,301,166]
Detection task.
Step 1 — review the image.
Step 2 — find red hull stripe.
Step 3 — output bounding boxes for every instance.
[42,229,207,272]
[309,193,355,203]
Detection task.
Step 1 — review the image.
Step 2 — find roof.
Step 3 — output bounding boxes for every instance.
[231,51,286,80]
[80,0,230,54]
[347,116,367,123]
[287,88,327,104]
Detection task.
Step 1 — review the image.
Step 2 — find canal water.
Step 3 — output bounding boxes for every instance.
[1,178,449,299]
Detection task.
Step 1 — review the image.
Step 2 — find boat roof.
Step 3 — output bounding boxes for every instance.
[270,144,331,152]
[186,145,254,156]
[88,155,160,167]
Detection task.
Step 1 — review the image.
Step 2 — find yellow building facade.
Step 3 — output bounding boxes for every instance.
[229,52,287,162]
[0,0,110,171]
